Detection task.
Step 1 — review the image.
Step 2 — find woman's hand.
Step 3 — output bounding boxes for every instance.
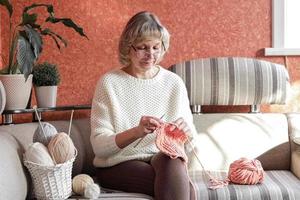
[171,117,191,136]
[135,116,164,138]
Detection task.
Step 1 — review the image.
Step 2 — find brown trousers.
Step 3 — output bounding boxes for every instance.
[96,152,196,200]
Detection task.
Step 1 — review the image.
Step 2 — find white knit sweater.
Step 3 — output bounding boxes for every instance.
[90,66,197,167]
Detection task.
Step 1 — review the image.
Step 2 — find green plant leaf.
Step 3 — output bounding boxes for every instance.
[23,3,54,17]
[41,28,68,49]
[30,23,41,29]
[24,25,43,58]
[0,0,13,17]
[11,62,20,74]
[46,17,88,39]
[20,13,37,26]
[8,35,17,74]
[2,1,87,78]
[17,36,36,80]
[47,33,61,49]
[0,67,9,74]
[0,64,19,74]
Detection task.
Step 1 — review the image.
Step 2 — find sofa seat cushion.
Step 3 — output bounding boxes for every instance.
[70,192,153,199]
[69,170,300,200]
[190,170,300,200]
[190,113,290,171]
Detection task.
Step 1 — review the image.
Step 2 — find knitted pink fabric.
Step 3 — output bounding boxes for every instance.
[155,123,188,162]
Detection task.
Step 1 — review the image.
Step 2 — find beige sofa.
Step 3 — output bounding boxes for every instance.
[1,113,300,200]
[1,57,300,200]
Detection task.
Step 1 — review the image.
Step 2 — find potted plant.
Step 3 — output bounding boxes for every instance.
[33,62,60,108]
[0,0,87,110]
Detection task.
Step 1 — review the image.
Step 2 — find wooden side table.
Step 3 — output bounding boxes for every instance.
[1,104,91,125]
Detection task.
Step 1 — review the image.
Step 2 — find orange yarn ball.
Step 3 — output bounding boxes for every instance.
[228,158,264,185]
[47,132,76,164]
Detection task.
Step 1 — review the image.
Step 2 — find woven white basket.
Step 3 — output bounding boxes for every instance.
[24,153,76,200]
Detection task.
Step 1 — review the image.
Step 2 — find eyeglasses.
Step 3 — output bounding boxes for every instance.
[131,42,166,58]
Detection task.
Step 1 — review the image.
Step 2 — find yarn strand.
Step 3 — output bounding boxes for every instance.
[187,137,229,189]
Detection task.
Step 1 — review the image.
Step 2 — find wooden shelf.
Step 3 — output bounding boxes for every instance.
[1,104,91,125]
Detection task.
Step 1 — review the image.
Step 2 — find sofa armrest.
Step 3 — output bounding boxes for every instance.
[287,113,300,179]
[0,132,29,200]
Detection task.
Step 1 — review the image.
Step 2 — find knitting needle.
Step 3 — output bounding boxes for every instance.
[68,110,74,136]
[134,114,165,148]
[33,105,46,135]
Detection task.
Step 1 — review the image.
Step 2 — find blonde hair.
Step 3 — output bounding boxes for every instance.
[118,11,170,66]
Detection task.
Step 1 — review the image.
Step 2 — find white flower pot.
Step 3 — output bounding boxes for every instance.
[0,81,6,114]
[35,86,57,108]
[0,74,33,110]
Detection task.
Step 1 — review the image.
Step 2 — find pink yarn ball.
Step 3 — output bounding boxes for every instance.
[228,158,264,185]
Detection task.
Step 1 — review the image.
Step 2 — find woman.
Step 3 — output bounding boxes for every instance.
[91,11,197,200]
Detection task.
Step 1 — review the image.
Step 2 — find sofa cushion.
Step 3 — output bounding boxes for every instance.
[189,113,290,171]
[170,57,289,105]
[71,118,96,175]
[0,132,28,200]
[190,170,300,200]
[70,193,153,199]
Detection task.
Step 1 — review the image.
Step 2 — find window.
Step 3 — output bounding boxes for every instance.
[265,0,300,56]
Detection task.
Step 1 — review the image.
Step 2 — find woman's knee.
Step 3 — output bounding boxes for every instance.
[96,160,155,196]
[151,152,186,174]
[151,153,191,200]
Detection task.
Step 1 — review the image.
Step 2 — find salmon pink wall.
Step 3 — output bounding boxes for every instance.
[1,0,300,122]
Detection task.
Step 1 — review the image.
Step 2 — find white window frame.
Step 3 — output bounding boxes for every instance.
[265,0,300,56]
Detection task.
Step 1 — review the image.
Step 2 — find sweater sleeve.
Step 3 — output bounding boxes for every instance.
[176,79,199,153]
[178,79,198,139]
[90,78,121,158]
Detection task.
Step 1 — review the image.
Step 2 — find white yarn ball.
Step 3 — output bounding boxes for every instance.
[25,142,54,166]
[33,122,58,145]
[72,174,94,195]
[84,183,100,199]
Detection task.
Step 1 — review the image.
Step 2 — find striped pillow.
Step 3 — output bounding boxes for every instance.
[170,57,289,105]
